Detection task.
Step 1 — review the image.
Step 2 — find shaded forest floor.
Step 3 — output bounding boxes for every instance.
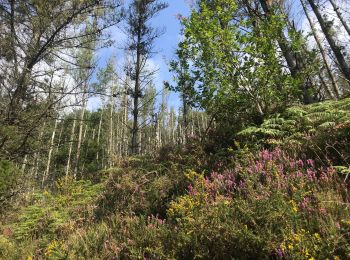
[1,98,350,259]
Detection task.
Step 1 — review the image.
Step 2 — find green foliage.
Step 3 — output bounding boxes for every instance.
[238,98,350,165]
[0,160,18,198]
[163,151,350,259]
[36,149,349,259]
[65,214,169,259]
[96,156,189,219]
[0,235,16,259]
[0,160,21,212]
[1,141,350,259]
[171,0,310,130]
[1,98,350,259]
[0,177,103,258]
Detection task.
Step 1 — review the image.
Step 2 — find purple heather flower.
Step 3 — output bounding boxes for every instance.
[296,170,303,178]
[306,159,315,167]
[297,159,304,167]
[307,169,316,180]
[275,248,284,258]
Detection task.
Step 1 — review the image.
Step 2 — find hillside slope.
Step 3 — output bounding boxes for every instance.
[1,99,350,259]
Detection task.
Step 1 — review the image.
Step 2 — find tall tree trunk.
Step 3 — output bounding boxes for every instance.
[74,102,86,179]
[156,116,161,148]
[80,123,88,173]
[318,71,333,99]
[259,0,313,103]
[131,39,141,154]
[122,91,129,156]
[32,122,46,180]
[21,155,27,173]
[182,94,189,143]
[201,113,207,134]
[109,94,114,167]
[197,113,202,137]
[92,127,96,141]
[65,119,76,178]
[55,123,64,155]
[301,0,340,99]
[308,0,350,84]
[10,0,18,78]
[138,130,142,155]
[329,0,350,37]
[190,111,194,137]
[42,118,58,187]
[96,109,103,162]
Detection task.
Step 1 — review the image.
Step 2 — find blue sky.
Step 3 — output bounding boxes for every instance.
[88,0,350,111]
[88,0,191,110]
[144,0,191,108]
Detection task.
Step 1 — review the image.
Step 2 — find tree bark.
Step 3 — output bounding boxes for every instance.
[122,90,129,156]
[131,15,142,155]
[109,89,115,167]
[32,122,46,180]
[301,0,340,99]
[65,119,76,178]
[96,108,103,162]
[42,118,58,187]
[74,93,87,179]
[259,0,314,104]
[329,0,350,37]
[308,0,350,84]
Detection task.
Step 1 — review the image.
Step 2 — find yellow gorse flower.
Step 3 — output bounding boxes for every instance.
[289,200,298,212]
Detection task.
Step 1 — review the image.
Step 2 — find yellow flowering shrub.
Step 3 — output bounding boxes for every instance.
[45,240,65,259]
[279,230,323,259]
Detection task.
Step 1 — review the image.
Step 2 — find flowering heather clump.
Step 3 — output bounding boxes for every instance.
[167,149,350,259]
[4,149,349,259]
[183,149,338,202]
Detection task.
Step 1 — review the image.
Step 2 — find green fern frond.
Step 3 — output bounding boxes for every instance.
[237,127,260,136]
[305,112,336,123]
[257,128,285,137]
[317,121,336,130]
[285,107,307,117]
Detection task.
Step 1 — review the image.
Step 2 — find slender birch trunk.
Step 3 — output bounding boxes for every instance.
[21,155,27,173]
[55,123,64,155]
[74,95,87,179]
[96,108,103,162]
[42,118,58,187]
[65,119,76,178]
[32,122,46,180]
[122,91,129,156]
[109,94,114,167]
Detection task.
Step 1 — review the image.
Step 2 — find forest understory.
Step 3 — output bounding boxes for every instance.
[1,0,350,259]
[1,98,350,259]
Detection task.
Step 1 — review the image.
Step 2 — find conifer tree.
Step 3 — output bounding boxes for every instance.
[124,0,168,154]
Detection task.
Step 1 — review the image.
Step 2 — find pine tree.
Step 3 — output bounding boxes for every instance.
[124,0,168,154]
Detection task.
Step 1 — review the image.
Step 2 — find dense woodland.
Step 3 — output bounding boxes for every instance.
[0,0,350,259]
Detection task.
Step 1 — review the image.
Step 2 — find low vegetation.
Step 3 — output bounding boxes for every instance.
[1,99,350,259]
[1,0,350,259]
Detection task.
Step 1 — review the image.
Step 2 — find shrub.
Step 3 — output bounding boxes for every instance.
[64,213,170,259]
[96,157,189,219]
[0,235,16,259]
[166,149,350,259]
[0,160,21,213]
[5,177,103,258]
[238,98,350,165]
